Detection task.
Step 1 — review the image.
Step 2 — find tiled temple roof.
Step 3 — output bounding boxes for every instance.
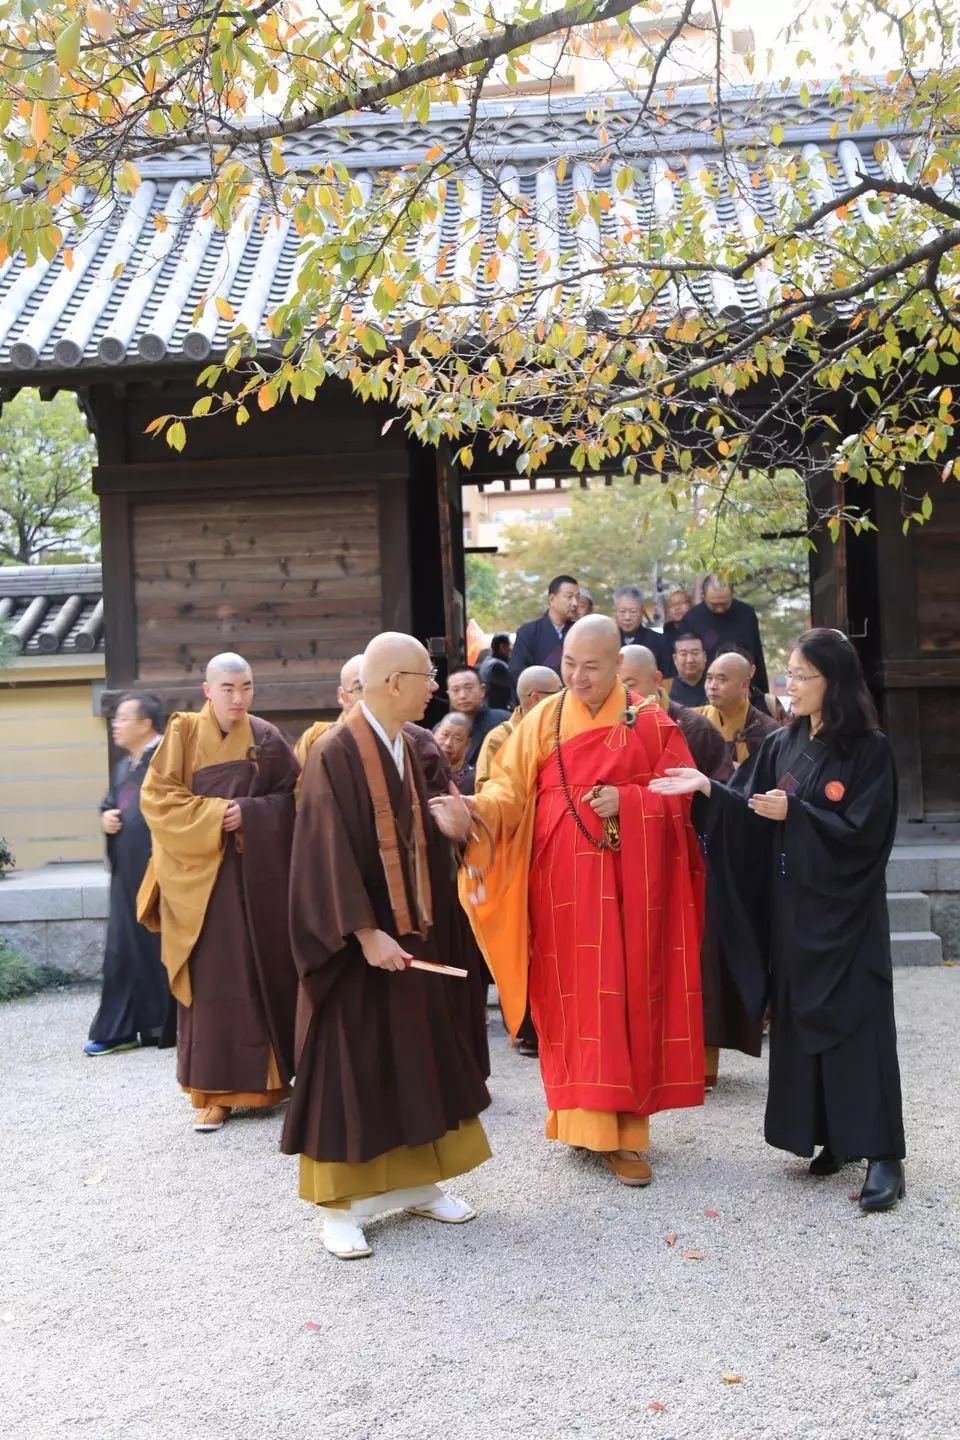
[0,564,104,655]
[0,84,924,376]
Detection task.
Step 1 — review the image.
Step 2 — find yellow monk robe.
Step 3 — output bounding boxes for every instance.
[698,699,752,765]
[463,686,704,1154]
[294,718,336,769]
[474,707,519,792]
[138,702,299,1108]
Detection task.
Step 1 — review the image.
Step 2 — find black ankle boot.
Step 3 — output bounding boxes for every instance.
[809,1147,848,1177]
[858,1158,905,1213]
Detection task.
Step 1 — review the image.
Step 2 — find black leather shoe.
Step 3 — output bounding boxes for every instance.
[516,1037,539,1058]
[809,1147,848,1177]
[859,1158,906,1213]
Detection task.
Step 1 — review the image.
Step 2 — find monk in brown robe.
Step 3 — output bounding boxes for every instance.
[618,645,732,782]
[138,652,299,1133]
[293,654,363,769]
[697,651,781,770]
[618,642,760,1087]
[282,632,491,1261]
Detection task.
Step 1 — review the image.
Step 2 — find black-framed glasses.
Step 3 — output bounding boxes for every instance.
[390,667,438,682]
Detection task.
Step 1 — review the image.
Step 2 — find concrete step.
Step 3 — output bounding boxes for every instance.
[890,930,944,967]
[887,891,932,933]
[887,844,960,894]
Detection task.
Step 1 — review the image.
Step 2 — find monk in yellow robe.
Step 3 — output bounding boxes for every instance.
[697,651,780,769]
[138,652,300,1133]
[293,654,363,769]
[431,616,705,1188]
[475,665,561,793]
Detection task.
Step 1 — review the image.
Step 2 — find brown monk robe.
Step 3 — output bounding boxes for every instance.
[293,655,363,772]
[696,651,781,1083]
[698,651,781,771]
[138,653,299,1132]
[619,644,755,1088]
[282,633,490,1260]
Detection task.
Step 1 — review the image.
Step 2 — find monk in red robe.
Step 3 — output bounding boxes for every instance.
[432,615,705,1187]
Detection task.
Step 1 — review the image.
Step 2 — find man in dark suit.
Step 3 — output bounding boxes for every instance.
[683,575,769,692]
[509,574,580,687]
[613,584,671,672]
[446,666,511,766]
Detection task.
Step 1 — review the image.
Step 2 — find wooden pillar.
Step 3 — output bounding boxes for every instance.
[436,441,466,665]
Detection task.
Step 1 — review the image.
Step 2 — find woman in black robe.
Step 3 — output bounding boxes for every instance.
[651,628,906,1213]
[86,693,175,1054]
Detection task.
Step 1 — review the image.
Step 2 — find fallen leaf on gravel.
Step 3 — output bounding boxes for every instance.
[664,1232,678,1247]
[647,1401,667,1413]
[704,1209,720,1219]
[304,1320,322,1332]
[721,1372,742,1385]
[847,1192,861,1203]
[681,1249,706,1260]
[943,960,956,967]
[82,1168,107,1186]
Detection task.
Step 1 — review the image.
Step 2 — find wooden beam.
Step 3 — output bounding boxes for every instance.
[377,474,412,633]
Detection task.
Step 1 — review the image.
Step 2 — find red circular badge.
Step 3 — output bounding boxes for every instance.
[825,781,845,802]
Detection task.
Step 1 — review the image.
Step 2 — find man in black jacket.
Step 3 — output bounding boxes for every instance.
[683,575,769,692]
[446,666,511,766]
[508,574,580,687]
[613,584,671,672]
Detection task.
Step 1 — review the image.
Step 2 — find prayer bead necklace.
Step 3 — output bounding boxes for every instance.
[553,688,627,853]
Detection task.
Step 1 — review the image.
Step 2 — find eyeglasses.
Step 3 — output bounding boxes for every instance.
[344,682,363,694]
[390,667,438,682]
[785,670,819,683]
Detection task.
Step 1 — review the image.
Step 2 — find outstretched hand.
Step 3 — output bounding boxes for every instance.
[649,767,711,799]
[748,789,789,821]
[429,793,473,842]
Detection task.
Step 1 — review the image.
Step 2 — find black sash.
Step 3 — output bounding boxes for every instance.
[777,736,828,795]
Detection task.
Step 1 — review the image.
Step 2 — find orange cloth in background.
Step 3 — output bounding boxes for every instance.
[138,703,255,1005]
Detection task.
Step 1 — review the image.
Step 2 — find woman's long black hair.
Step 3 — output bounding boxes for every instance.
[791,628,878,755]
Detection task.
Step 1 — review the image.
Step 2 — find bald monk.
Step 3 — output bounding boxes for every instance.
[281,632,491,1260]
[294,655,363,768]
[138,653,300,1132]
[619,644,756,1087]
[432,616,705,1188]
[475,666,562,793]
[618,645,732,782]
[698,651,780,769]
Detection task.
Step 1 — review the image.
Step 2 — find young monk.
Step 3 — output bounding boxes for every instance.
[138,653,299,1133]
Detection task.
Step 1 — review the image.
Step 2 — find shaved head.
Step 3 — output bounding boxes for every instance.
[434,710,471,768]
[516,665,562,714]
[705,650,752,715]
[203,652,253,730]
[561,615,621,714]
[360,631,437,729]
[338,653,364,715]
[205,651,251,683]
[618,644,661,697]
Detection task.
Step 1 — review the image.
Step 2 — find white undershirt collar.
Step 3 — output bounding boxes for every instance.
[361,702,405,779]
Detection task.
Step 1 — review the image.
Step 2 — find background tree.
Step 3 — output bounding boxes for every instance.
[0,391,98,565]
[464,553,503,632]
[1,2,959,536]
[473,474,808,663]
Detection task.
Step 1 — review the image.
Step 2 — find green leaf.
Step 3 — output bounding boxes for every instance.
[166,421,187,452]
[56,16,83,70]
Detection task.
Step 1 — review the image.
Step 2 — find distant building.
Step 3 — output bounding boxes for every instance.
[0,565,107,868]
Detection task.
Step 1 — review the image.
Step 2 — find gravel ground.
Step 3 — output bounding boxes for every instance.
[3,971,959,1440]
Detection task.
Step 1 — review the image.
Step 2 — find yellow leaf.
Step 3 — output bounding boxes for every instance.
[166,420,187,452]
[62,247,74,271]
[556,156,568,183]
[257,385,277,412]
[215,296,235,322]
[153,212,168,232]
[721,1373,742,1385]
[425,144,444,163]
[31,101,49,146]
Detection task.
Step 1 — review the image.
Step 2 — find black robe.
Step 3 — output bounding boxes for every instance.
[695,721,905,1160]
[282,720,490,1165]
[89,746,174,1047]
[684,598,769,691]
